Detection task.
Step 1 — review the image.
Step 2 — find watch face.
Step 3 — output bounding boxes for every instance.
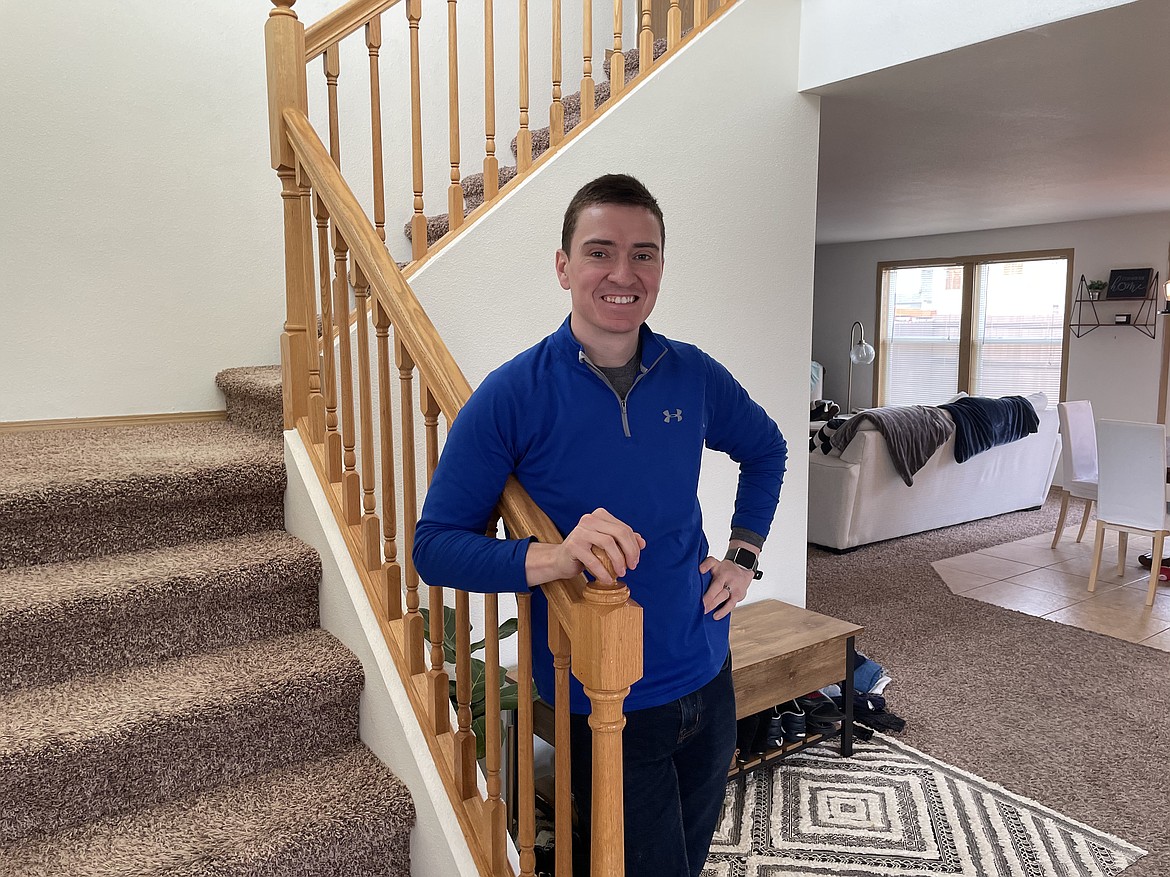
[729,548,757,571]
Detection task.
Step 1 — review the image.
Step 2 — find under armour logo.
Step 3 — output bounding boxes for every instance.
[663,409,683,423]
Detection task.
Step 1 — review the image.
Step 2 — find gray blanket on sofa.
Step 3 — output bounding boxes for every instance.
[830,405,955,486]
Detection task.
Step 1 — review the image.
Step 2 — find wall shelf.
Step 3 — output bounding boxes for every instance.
[1070,272,1159,339]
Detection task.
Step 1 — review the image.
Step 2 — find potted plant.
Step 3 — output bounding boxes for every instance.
[421,605,536,758]
[1087,279,1107,300]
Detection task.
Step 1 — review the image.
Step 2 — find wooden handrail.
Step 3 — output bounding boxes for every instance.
[305,0,404,60]
[282,106,586,636]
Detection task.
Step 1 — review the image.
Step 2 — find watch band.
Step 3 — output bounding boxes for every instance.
[725,547,763,580]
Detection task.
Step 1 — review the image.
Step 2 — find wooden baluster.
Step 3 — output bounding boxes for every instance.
[265,0,311,431]
[482,0,498,199]
[313,192,340,474]
[296,161,324,443]
[375,302,402,620]
[484,593,508,874]
[354,266,381,570]
[446,0,464,232]
[367,16,387,243]
[550,613,572,877]
[580,0,595,124]
[422,386,449,734]
[611,0,625,94]
[516,592,536,877]
[334,231,360,523]
[326,201,349,483]
[638,0,652,75]
[325,44,342,166]
[668,0,682,47]
[516,0,532,172]
[453,588,476,798]
[694,0,707,27]
[397,338,425,675]
[549,0,563,147]
[407,0,428,259]
[323,42,347,482]
[581,548,642,877]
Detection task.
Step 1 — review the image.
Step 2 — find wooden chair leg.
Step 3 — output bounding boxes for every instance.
[1075,498,1094,543]
[1087,522,1106,593]
[1051,490,1071,549]
[1146,532,1165,606]
[1116,531,1129,578]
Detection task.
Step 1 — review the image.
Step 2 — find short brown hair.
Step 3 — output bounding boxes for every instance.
[561,174,665,255]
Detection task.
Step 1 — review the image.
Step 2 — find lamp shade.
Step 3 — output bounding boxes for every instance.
[849,340,875,365]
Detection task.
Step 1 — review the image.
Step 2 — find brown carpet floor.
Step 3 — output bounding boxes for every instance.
[0,368,414,875]
[806,491,1170,876]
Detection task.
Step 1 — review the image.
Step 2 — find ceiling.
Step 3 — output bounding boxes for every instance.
[812,0,1170,245]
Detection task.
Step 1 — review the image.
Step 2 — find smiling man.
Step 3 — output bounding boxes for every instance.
[413,174,787,877]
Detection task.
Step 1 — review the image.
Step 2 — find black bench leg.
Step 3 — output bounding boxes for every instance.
[841,635,855,757]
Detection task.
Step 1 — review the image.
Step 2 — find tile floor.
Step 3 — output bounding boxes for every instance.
[932,525,1170,651]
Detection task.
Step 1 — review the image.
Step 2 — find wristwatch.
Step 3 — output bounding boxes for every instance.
[725,547,763,580]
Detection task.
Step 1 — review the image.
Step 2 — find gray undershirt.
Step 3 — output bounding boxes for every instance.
[592,345,765,552]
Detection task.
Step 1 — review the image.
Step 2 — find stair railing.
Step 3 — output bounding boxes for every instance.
[266,1,735,874]
[293,0,735,273]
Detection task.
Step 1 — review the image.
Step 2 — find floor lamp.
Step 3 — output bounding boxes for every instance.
[847,320,875,414]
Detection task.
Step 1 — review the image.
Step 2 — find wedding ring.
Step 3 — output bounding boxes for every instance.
[723,584,732,596]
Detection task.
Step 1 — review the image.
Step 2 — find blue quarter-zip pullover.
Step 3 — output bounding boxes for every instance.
[413,317,787,712]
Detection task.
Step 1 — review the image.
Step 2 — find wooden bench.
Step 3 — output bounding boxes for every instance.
[728,598,863,775]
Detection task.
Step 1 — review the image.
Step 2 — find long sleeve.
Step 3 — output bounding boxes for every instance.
[412,373,532,594]
[702,355,787,539]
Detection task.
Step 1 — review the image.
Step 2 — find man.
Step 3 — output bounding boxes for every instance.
[413,174,786,877]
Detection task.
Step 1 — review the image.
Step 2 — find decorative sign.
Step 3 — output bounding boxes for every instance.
[1105,267,1154,300]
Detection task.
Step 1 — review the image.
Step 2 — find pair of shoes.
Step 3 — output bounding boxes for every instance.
[798,693,845,736]
[1138,552,1170,570]
[765,700,806,747]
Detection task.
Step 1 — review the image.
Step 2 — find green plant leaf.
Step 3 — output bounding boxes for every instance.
[496,617,519,640]
[472,715,487,760]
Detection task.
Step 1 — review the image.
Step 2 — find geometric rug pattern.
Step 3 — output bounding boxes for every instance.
[704,734,1146,877]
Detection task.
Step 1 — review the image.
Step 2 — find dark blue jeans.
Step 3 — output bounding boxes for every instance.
[569,655,736,877]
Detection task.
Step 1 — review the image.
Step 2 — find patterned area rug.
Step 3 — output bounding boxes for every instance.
[704,735,1145,876]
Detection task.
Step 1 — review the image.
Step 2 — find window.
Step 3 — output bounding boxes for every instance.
[877,251,1071,406]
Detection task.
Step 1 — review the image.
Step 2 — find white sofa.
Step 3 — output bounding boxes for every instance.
[807,401,1060,551]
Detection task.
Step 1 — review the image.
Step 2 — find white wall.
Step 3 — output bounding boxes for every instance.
[284,434,481,877]
[812,212,1170,424]
[1,0,637,422]
[798,0,1138,90]
[408,0,820,606]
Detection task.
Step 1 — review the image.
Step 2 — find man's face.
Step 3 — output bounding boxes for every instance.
[555,203,664,352]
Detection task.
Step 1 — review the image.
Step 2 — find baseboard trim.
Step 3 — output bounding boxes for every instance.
[0,410,228,433]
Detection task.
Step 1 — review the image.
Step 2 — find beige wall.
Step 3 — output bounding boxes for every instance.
[812,212,1170,424]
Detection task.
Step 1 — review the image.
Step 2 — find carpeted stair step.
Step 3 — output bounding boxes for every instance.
[216,365,284,437]
[0,530,321,693]
[0,744,414,877]
[0,422,285,569]
[0,628,363,844]
[404,40,669,248]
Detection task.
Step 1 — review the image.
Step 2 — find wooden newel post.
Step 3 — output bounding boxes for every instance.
[266,0,312,430]
[576,548,643,877]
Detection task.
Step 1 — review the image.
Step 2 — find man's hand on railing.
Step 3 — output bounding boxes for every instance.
[524,507,645,586]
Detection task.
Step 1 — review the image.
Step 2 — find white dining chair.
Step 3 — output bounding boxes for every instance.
[1051,400,1098,548]
[1086,419,1169,607]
